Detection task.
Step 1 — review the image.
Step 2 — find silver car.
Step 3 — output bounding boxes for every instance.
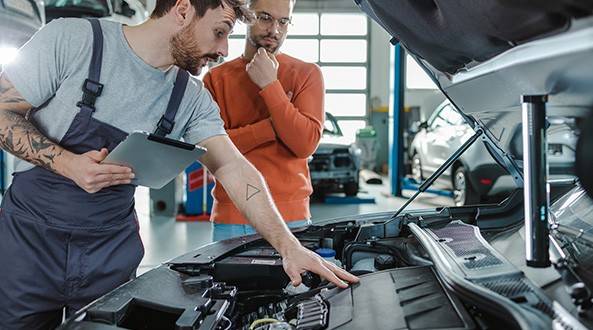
[410,100,578,206]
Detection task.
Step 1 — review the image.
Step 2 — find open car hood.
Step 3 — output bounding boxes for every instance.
[355,0,593,182]
[355,0,593,116]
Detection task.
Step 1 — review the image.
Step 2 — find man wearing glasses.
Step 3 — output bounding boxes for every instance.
[204,0,325,241]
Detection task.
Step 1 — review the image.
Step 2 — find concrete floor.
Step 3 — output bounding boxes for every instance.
[134,179,455,274]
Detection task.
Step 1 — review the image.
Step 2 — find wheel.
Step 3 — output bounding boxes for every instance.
[411,153,424,183]
[453,166,479,206]
[312,186,326,202]
[344,181,358,197]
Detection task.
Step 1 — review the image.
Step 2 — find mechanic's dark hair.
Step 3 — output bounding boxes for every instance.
[151,0,253,23]
[249,0,296,7]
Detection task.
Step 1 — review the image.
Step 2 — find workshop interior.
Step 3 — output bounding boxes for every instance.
[2,0,593,329]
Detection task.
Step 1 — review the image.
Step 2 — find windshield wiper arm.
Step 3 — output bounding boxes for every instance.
[387,129,484,223]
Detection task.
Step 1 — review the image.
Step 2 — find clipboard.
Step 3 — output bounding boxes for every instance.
[103,131,207,189]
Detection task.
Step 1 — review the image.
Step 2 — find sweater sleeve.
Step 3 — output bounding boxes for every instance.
[204,71,276,154]
[226,118,276,154]
[258,65,324,158]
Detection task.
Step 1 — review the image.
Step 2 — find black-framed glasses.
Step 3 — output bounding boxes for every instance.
[255,12,292,29]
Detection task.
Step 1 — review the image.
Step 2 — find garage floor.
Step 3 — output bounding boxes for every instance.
[135,179,454,274]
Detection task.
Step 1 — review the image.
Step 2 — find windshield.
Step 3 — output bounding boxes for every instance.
[323,113,342,136]
[45,0,110,16]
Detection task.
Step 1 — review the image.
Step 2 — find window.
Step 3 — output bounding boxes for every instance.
[321,67,367,90]
[325,93,366,117]
[231,21,248,36]
[227,38,245,61]
[282,39,319,63]
[337,120,366,144]
[439,105,464,125]
[321,14,367,36]
[321,40,367,63]
[405,54,438,90]
[430,116,448,129]
[428,104,463,129]
[290,13,319,35]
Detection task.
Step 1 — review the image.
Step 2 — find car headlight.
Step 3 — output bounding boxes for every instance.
[0,46,19,66]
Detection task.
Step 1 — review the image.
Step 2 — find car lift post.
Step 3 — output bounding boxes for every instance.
[390,43,405,197]
[522,95,551,268]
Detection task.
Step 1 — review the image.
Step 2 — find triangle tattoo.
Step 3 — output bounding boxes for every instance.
[246,184,261,201]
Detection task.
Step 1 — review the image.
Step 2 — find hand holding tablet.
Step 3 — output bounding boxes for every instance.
[102,131,206,189]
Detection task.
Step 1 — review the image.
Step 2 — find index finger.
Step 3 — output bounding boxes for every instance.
[310,262,348,288]
[269,52,279,67]
[324,260,359,283]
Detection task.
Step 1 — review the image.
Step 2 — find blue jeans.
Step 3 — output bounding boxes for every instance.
[212,220,311,242]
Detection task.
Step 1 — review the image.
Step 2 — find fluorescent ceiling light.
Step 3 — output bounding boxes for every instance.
[0,47,19,65]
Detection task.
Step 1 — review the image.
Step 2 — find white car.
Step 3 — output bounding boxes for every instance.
[410,100,578,206]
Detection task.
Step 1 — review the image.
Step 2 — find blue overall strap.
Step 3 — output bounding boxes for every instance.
[153,69,190,137]
[76,18,104,112]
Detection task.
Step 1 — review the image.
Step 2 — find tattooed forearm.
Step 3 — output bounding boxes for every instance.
[0,111,65,171]
[0,74,66,172]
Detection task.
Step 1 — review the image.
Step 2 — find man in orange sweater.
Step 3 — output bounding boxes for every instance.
[204,0,324,241]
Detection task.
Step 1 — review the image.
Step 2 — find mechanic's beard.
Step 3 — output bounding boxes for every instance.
[248,33,282,54]
[170,23,216,76]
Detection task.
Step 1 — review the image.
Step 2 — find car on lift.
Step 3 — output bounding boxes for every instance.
[59,1,593,330]
[409,100,578,206]
[309,113,361,197]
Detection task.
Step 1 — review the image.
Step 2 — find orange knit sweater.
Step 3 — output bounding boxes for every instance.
[204,53,325,224]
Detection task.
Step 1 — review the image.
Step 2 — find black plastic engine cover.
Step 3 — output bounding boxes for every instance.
[213,247,290,290]
[319,266,475,330]
[58,267,236,330]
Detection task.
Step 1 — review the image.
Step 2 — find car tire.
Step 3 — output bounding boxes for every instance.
[453,166,479,206]
[412,153,424,183]
[344,181,358,197]
[312,186,326,201]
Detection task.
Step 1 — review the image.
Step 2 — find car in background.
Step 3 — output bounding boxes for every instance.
[45,0,147,25]
[309,113,361,197]
[0,0,44,67]
[410,100,578,206]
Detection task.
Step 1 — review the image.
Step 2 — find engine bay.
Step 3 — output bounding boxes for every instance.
[60,208,593,330]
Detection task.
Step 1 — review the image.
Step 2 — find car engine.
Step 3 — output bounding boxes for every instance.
[60,208,593,330]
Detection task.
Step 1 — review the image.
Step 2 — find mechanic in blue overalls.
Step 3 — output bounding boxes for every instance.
[0,0,358,327]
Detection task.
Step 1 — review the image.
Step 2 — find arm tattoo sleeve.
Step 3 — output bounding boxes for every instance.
[0,74,65,172]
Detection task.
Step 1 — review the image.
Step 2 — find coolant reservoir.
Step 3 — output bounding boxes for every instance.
[315,248,342,267]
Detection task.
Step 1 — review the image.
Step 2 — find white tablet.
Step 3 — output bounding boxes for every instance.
[103,131,207,189]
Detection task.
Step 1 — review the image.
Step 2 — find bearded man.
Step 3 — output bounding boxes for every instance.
[0,0,356,327]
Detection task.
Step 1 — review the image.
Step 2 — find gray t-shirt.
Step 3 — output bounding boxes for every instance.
[4,18,226,172]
